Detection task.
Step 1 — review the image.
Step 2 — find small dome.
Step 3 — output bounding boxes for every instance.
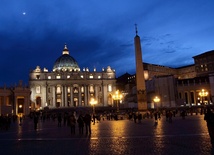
[53,44,80,72]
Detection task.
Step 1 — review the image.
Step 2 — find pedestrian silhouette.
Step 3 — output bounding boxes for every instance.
[204,107,214,148]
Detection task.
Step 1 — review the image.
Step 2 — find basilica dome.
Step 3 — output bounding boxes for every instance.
[53,44,80,72]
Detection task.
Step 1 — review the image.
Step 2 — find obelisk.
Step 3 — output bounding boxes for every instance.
[134,25,147,111]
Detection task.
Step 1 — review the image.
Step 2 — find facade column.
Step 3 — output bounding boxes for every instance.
[78,87,81,106]
[52,86,56,107]
[65,85,68,107]
[61,85,64,107]
[70,86,73,107]
[84,85,88,106]
[95,85,98,105]
[103,84,108,106]
[88,85,91,102]
[24,95,30,115]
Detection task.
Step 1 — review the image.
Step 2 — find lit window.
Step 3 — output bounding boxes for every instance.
[67,87,70,93]
[56,75,61,79]
[98,76,101,79]
[89,85,94,93]
[89,75,93,79]
[48,76,51,79]
[56,86,61,94]
[36,86,41,94]
[80,75,84,78]
[67,75,70,79]
[81,86,84,93]
[108,85,112,92]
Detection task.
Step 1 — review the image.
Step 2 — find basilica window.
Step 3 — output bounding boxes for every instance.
[36,86,41,94]
[81,86,84,93]
[48,76,51,79]
[67,75,70,79]
[56,86,61,94]
[80,75,84,78]
[89,75,93,79]
[67,87,70,93]
[56,75,61,79]
[89,85,94,93]
[108,84,112,92]
[98,76,101,79]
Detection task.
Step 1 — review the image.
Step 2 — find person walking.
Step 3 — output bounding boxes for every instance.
[204,107,214,147]
[154,111,158,125]
[34,113,39,130]
[57,113,62,127]
[69,113,76,135]
[77,114,84,134]
[84,113,92,134]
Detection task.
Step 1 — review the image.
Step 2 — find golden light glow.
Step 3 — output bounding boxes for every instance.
[90,98,97,114]
[153,96,160,103]
[90,98,97,105]
[112,90,122,100]
[199,89,208,97]
[112,90,123,112]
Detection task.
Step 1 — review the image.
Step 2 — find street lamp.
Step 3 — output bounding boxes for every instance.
[199,89,208,105]
[90,98,97,114]
[153,96,160,111]
[112,90,122,113]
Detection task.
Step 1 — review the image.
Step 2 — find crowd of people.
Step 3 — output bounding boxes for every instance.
[1,107,214,148]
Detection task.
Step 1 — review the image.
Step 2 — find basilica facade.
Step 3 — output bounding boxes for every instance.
[29,44,116,111]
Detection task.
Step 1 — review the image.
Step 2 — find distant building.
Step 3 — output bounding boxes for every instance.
[117,34,214,108]
[193,50,214,77]
[0,80,30,116]
[29,44,116,111]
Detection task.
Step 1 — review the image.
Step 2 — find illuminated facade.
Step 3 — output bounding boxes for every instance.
[29,44,116,110]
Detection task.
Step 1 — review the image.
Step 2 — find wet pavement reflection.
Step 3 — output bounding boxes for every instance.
[0,115,213,155]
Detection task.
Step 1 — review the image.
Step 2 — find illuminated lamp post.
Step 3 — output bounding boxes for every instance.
[199,89,208,105]
[90,98,97,114]
[112,90,123,113]
[153,96,160,111]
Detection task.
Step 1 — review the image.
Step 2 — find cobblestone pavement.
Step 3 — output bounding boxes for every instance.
[0,115,214,155]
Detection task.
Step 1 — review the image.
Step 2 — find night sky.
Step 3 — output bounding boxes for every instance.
[0,0,214,86]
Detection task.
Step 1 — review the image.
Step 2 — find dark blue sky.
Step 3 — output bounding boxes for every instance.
[0,0,214,86]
